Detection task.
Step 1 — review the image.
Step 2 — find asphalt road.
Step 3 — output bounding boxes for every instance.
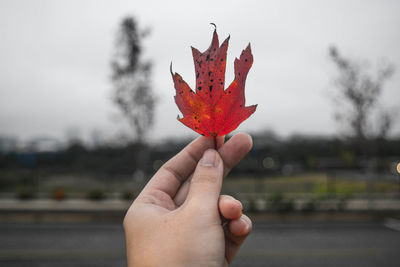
[0,220,399,267]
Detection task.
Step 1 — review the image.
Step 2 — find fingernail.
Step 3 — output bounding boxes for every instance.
[201,149,217,167]
[240,217,250,231]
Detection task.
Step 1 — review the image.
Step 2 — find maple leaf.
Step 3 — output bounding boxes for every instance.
[171,29,257,137]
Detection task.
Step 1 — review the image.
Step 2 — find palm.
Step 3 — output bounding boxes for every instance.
[125,133,253,266]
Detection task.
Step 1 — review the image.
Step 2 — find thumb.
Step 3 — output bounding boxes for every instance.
[185,149,224,208]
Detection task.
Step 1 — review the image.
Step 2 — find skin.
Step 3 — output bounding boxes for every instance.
[123,133,253,267]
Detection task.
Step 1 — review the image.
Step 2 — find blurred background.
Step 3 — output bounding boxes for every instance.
[1,0,400,266]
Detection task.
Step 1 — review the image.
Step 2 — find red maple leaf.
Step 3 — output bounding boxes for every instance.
[171,29,257,137]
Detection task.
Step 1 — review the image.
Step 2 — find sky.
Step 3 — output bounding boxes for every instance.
[0,0,399,143]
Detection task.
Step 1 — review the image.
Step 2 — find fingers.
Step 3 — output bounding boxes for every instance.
[224,214,252,264]
[140,135,224,198]
[219,195,242,220]
[219,133,253,176]
[228,214,252,237]
[218,195,252,264]
[185,149,224,208]
[174,133,253,206]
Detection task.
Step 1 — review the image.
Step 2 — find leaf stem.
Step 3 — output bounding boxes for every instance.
[213,136,217,150]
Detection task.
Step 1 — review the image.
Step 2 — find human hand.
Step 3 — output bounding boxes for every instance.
[123,133,253,267]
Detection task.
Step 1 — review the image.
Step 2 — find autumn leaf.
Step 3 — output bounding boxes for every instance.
[171,29,257,137]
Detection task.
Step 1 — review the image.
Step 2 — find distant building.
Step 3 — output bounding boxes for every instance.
[0,135,18,153]
[27,137,63,153]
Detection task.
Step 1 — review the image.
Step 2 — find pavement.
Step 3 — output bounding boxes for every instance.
[233,220,400,267]
[1,220,400,267]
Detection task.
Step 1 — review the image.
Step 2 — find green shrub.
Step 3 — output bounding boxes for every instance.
[121,191,136,201]
[245,198,258,213]
[16,186,35,200]
[268,192,294,212]
[301,199,317,212]
[337,194,351,210]
[86,190,105,201]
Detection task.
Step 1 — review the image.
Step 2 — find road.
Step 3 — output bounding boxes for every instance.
[233,220,400,267]
[0,220,399,267]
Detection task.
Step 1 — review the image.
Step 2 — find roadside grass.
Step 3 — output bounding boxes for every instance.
[222,172,399,195]
[1,170,398,199]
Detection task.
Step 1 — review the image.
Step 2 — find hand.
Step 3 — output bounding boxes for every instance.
[123,133,253,267]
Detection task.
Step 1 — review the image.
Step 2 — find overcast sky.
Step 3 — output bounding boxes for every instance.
[1,0,399,143]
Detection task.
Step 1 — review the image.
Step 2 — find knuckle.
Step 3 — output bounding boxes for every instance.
[192,172,218,184]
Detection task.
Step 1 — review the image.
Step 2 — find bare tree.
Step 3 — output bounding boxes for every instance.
[329,46,395,149]
[111,17,156,143]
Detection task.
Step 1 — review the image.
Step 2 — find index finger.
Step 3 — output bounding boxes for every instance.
[141,135,224,198]
[173,132,253,206]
